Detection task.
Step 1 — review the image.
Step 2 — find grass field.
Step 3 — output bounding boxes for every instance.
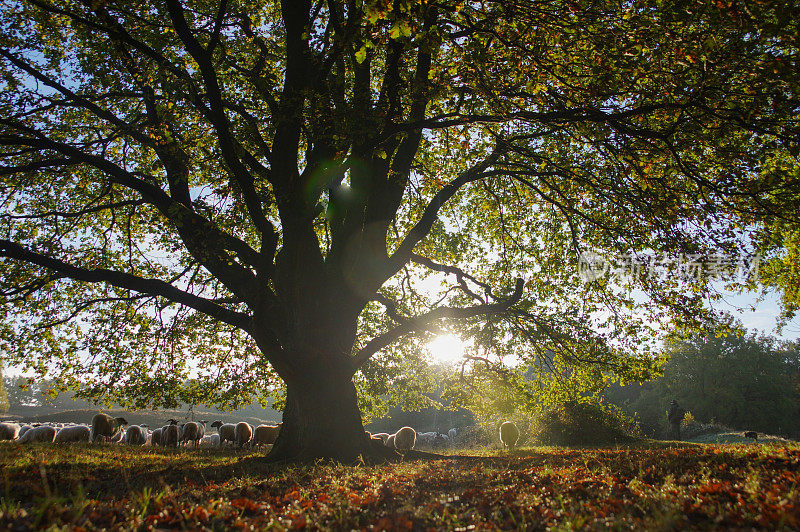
[1,441,799,530]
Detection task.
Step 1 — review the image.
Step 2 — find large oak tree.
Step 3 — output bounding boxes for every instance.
[1,0,797,460]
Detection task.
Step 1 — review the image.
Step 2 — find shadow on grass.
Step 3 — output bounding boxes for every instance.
[3,438,796,505]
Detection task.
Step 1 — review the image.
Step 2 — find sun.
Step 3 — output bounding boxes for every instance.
[426,334,467,365]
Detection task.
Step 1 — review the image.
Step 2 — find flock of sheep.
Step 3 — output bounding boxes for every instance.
[0,414,522,451]
[0,414,283,448]
[366,421,519,451]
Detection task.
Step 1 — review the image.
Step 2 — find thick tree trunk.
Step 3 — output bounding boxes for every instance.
[266,372,396,463]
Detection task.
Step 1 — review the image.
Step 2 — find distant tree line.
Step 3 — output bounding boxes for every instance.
[605,325,800,439]
[0,365,8,413]
[0,376,284,422]
[1,377,90,411]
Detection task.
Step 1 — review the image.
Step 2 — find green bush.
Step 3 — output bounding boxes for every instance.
[531,401,640,446]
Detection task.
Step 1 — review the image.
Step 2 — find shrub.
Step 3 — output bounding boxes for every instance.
[530,401,640,446]
[679,413,732,441]
[455,424,492,448]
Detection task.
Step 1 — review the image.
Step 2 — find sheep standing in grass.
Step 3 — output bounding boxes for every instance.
[0,422,20,441]
[90,413,128,443]
[211,421,236,446]
[416,431,448,448]
[385,434,396,448]
[18,425,57,444]
[394,427,416,452]
[150,427,162,446]
[199,433,220,447]
[500,421,519,449]
[235,422,253,448]
[180,421,207,447]
[416,432,436,447]
[162,419,179,447]
[111,427,126,443]
[18,425,33,438]
[372,432,390,444]
[163,425,179,447]
[124,425,148,445]
[54,425,90,443]
[251,423,281,448]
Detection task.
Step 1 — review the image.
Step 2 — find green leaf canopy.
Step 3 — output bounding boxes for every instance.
[0,0,797,426]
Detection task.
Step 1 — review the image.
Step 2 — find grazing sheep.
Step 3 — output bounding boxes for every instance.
[416,431,448,448]
[386,434,396,448]
[90,413,128,443]
[416,431,437,446]
[124,425,148,445]
[111,427,126,443]
[394,427,416,452]
[211,421,237,446]
[54,425,90,443]
[18,425,33,438]
[18,425,57,444]
[199,433,220,447]
[252,423,282,448]
[371,432,390,444]
[162,422,180,448]
[180,421,207,447]
[150,427,162,446]
[500,421,520,449]
[0,422,21,441]
[235,422,253,448]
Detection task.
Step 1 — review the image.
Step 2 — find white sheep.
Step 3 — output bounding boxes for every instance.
[124,425,148,445]
[393,426,416,451]
[150,427,162,446]
[90,413,128,443]
[366,431,385,444]
[416,431,447,447]
[385,434,396,448]
[0,422,20,441]
[211,421,236,446]
[500,421,520,449]
[448,428,457,442]
[199,433,220,447]
[371,432,390,444]
[111,427,126,443]
[18,425,57,444]
[53,425,90,443]
[179,421,207,447]
[235,422,253,447]
[251,423,281,448]
[18,425,33,438]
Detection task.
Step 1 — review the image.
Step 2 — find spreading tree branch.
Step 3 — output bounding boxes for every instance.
[387,150,502,277]
[351,277,524,372]
[0,239,252,331]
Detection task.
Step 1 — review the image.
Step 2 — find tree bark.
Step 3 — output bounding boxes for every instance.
[266,370,397,463]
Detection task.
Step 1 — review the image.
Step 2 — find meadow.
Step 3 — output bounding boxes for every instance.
[1,442,799,530]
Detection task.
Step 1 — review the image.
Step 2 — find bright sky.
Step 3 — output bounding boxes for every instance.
[713,289,799,341]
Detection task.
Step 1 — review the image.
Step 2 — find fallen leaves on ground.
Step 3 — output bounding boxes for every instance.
[1,442,799,530]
